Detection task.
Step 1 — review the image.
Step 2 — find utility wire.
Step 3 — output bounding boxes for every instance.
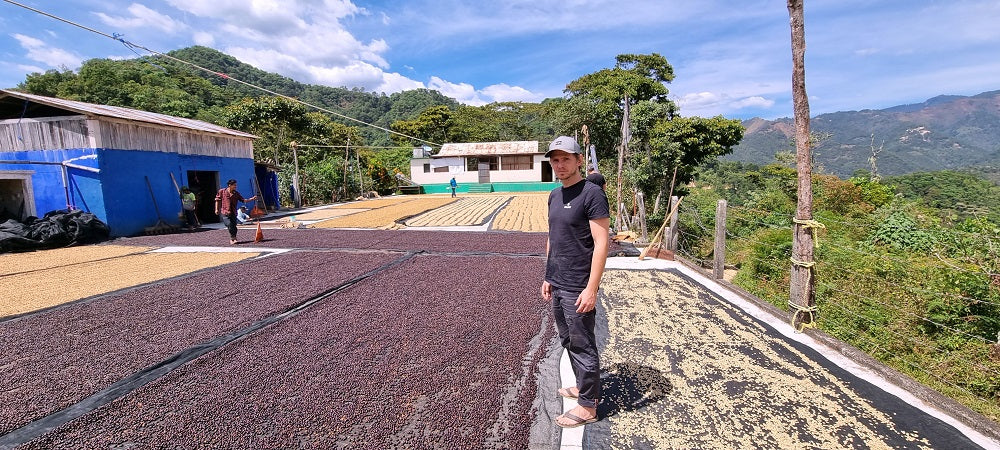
[1,0,441,147]
[295,144,417,149]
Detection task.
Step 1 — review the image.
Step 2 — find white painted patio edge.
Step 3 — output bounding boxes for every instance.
[559,349,585,449]
[148,246,292,257]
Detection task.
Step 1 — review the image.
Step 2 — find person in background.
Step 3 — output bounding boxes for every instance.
[236,206,251,224]
[449,176,458,197]
[180,186,199,231]
[540,135,610,429]
[586,172,606,191]
[214,179,256,245]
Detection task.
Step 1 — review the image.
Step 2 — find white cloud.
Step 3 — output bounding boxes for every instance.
[192,31,215,46]
[731,96,774,109]
[480,83,544,103]
[428,77,485,105]
[376,72,425,93]
[677,91,726,110]
[164,0,398,91]
[12,34,83,69]
[16,64,47,74]
[94,3,185,34]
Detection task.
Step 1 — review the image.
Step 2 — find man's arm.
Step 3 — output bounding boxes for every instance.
[541,238,552,300]
[575,217,610,313]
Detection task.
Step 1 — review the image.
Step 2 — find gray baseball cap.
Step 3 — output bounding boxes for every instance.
[545,135,581,157]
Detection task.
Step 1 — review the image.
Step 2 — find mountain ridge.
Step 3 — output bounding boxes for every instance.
[730,90,1000,177]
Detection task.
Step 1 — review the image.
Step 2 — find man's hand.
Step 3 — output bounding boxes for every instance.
[575,288,597,313]
[541,280,552,301]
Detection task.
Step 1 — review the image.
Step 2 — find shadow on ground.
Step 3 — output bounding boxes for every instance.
[597,362,672,419]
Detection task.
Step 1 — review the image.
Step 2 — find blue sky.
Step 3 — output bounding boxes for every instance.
[1,0,998,120]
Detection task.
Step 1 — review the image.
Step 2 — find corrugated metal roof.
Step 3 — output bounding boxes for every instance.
[435,141,540,157]
[0,89,256,139]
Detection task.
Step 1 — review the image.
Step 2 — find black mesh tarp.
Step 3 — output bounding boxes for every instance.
[0,210,110,253]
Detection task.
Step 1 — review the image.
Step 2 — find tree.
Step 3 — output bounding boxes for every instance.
[634,115,744,212]
[18,68,77,97]
[787,0,816,329]
[563,53,678,157]
[18,57,228,120]
[222,96,364,204]
[389,104,452,147]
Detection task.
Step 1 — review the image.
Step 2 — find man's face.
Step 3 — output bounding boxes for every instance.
[548,151,582,180]
[228,184,237,192]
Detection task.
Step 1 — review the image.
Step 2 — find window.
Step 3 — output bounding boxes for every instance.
[501,155,533,171]
[423,163,431,173]
[433,166,449,173]
[467,157,499,171]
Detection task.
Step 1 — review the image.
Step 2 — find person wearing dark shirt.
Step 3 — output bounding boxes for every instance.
[541,135,610,428]
[585,172,606,191]
[214,179,256,245]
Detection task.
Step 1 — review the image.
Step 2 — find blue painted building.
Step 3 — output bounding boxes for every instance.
[0,90,267,237]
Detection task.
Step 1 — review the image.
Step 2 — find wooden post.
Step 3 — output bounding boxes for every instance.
[615,94,629,232]
[342,137,351,201]
[714,199,727,279]
[788,0,816,330]
[636,191,648,241]
[667,195,679,251]
[290,141,301,209]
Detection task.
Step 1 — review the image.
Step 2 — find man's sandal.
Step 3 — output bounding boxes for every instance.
[555,411,598,428]
[557,387,579,399]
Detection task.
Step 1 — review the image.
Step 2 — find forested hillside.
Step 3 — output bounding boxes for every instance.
[732,90,1000,177]
[13,49,743,208]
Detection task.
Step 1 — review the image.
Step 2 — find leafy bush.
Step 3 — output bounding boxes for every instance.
[867,212,936,252]
[923,269,1000,343]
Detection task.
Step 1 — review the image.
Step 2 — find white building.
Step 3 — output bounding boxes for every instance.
[409,141,553,185]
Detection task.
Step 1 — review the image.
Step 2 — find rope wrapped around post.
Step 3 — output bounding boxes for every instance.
[792,217,826,247]
[789,218,825,331]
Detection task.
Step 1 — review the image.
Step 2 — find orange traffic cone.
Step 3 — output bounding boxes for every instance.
[254,222,264,243]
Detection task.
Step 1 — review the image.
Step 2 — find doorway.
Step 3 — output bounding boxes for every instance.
[541,161,553,182]
[186,170,219,224]
[478,163,490,184]
[0,171,35,221]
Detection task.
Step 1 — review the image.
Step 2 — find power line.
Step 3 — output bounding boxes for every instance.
[1,0,441,147]
[295,144,417,149]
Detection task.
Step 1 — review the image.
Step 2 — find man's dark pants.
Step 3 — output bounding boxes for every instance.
[222,212,238,239]
[551,286,601,408]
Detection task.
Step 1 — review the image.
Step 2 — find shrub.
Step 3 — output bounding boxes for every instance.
[867,212,935,252]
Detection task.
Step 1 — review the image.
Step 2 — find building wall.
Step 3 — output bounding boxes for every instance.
[0,116,91,150]
[97,118,253,158]
[410,154,551,184]
[0,148,105,220]
[99,149,255,236]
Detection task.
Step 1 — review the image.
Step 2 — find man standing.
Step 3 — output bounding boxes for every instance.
[449,176,458,198]
[214,179,256,245]
[180,186,199,231]
[541,136,610,428]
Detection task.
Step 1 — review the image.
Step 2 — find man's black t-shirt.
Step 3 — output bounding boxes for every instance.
[545,179,610,291]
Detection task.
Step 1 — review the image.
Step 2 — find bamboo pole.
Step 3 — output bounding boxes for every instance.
[639,197,682,260]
